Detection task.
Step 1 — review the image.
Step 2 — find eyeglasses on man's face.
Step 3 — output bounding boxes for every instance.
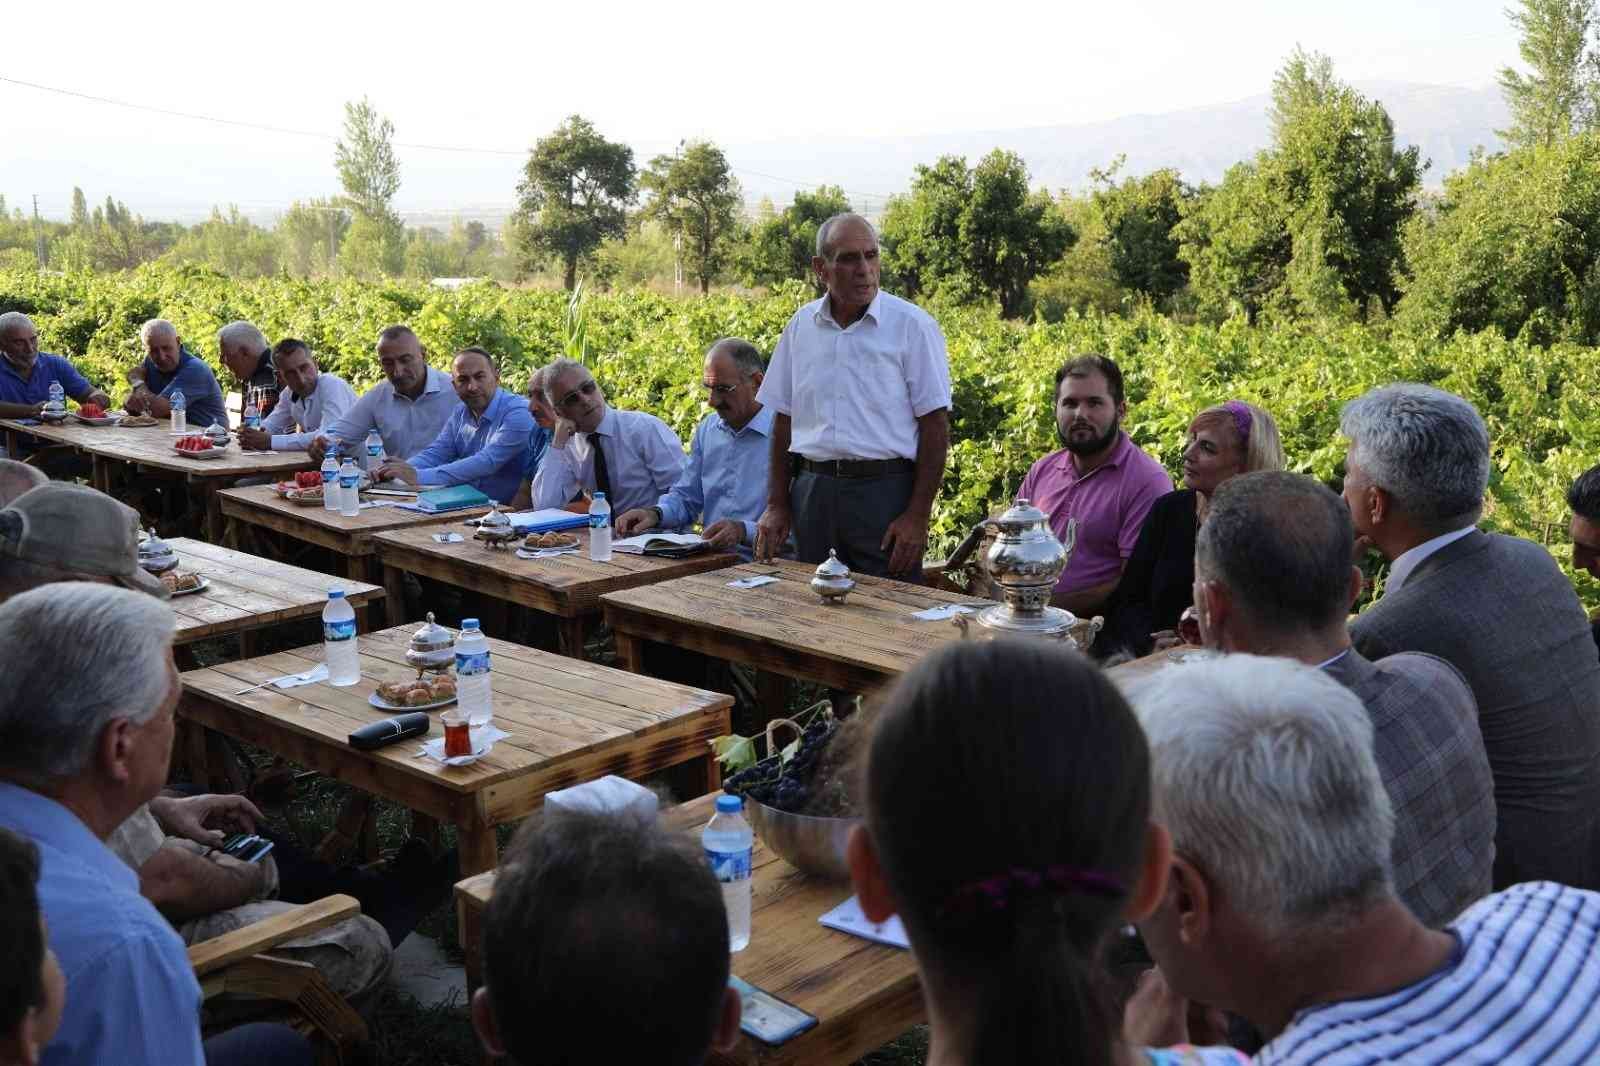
[557,379,599,408]
[700,382,740,396]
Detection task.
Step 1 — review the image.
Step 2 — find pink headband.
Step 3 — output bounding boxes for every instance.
[1223,400,1253,444]
[938,865,1125,919]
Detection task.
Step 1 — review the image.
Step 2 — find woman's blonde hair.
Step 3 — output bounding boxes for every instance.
[1191,401,1285,474]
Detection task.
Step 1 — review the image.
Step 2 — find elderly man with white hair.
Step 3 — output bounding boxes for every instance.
[1343,383,1600,892]
[0,584,312,1066]
[1122,654,1600,1065]
[123,318,227,430]
[216,320,278,402]
[0,311,112,422]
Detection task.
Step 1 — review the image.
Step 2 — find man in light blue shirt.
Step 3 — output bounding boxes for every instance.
[616,339,774,559]
[377,348,534,502]
[308,325,460,468]
[123,319,229,429]
[532,359,685,513]
[509,364,557,511]
[0,584,309,1066]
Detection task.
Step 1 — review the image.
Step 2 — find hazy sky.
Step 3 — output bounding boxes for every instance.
[5,0,1520,220]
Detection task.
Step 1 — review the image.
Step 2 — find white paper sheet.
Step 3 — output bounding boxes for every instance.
[416,724,510,766]
[271,664,328,689]
[727,575,779,590]
[818,896,910,948]
[910,603,980,621]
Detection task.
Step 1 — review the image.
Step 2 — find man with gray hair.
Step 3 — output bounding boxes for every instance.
[0,311,112,422]
[1123,654,1600,1065]
[216,320,278,402]
[0,583,311,1065]
[1343,383,1600,891]
[507,363,557,510]
[754,212,952,578]
[1191,470,1495,927]
[615,338,775,558]
[123,318,228,430]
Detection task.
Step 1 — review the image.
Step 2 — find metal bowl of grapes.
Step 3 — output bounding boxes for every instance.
[721,709,864,881]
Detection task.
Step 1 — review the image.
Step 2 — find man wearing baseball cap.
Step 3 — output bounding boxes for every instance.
[0,482,169,602]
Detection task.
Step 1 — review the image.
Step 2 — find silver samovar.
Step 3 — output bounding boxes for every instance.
[949,499,1103,651]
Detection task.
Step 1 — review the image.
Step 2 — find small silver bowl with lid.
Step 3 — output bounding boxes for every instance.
[405,612,456,678]
[810,549,856,605]
[474,505,518,550]
[204,421,230,447]
[137,529,179,574]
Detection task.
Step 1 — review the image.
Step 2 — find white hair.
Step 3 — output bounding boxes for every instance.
[815,212,878,260]
[1340,383,1489,532]
[139,318,178,345]
[541,357,589,406]
[0,583,175,784]
[1124,654,1395,932]
[217,320,268,354]
[0,311,34,336]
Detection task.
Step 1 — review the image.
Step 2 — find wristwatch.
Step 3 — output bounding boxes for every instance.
[649,506,664,527]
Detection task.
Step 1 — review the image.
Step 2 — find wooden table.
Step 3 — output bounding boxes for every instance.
[165,538,383,655]
[455,792,922,1066]
[178,625,733,875]
[369,525,740,658]
[1,418,312,540]
[217,483,490,585]
[602,559,989,716]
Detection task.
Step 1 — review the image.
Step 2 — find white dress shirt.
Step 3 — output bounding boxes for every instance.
[259,372,359,451]
[531,406,686,513]
[317,366,460,465]
[757,290,952,461]
[1386,525,1477,593]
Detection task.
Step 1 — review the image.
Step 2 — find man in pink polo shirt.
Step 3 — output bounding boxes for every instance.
[1017,354,1172,621]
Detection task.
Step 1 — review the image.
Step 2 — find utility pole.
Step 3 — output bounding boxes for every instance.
[31,195,45,269]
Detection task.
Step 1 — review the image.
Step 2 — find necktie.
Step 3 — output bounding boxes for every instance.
[592,431,612,498]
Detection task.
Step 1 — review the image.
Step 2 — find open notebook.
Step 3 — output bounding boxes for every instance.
[611,532,710,557]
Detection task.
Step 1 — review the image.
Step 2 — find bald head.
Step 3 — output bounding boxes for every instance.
[0,313,39,371]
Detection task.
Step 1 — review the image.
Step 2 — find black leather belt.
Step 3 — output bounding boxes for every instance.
[795,456,916,479]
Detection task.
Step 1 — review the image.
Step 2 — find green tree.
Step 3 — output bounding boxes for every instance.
[1090,160,1192,303]
[642,141,743,294]
[880,150,1074,317]
[1499,0,1596,148]
[1176,50,1422,322]
[338,213,405,280]
[513,115,636,290]
[335,98,402,223]
[275,199,350,277]
[165,206,279,277]
[740,185,851,288]
[69,187,89,230]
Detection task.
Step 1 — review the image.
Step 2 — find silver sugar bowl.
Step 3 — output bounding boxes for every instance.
[811,549,856,605]
[952,499,1103,650]
[405,612,455,678]
[137,529,179,574]
[474,505,518,550]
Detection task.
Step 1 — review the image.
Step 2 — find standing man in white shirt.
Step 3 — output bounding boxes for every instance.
[236,340,357,452]
[530,358,685,514]
[308,326,459,468]
[753,213,952,578]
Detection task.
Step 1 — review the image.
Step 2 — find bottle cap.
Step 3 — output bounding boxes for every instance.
[715,793,743,814]
[327,589,345,599]
[594,492,606,501]
[462,617,480,630]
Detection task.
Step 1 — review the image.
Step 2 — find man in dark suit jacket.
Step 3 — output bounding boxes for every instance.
[1191,470,1496,925]
[1343,385,1600,891]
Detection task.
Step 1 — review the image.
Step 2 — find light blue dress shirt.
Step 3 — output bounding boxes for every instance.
[408,387,535,503]
[317,366,460,466]
[0,783,206,1066]
[655,406,775,560]
[522,422,552,483]
[531,406,686,514]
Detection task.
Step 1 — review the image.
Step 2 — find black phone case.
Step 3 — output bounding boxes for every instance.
[348,712,431,750]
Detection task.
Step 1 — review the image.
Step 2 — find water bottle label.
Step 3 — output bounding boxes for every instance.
[706,847,751,883]
[456,650,491,677]
[339,475,358,488]
[589,511,610,529]
[322,469,336,484]
[323,619,356,643]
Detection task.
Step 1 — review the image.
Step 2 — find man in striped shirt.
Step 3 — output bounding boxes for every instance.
[1123,655,1600,1065]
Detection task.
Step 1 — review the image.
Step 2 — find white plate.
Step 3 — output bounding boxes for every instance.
[368,691,458,712]
[72,414,122,426]
[167,576,209,597]
[171,443,228,460]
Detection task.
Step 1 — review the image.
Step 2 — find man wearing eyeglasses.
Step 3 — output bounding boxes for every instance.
[754,212,952,578]
[529,359,685,513]
[615,339,775,559]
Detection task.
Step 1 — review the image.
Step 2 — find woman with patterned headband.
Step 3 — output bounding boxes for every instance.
[845,639,1247,1066]
[1104,400,1285,658]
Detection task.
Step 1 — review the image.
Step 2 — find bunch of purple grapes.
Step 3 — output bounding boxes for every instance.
[723,715,837,813]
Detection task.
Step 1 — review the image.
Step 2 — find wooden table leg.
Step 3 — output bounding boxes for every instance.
[459,814,499,877]
[614,630,645,673]
[756,670,789,725]
[410,813,443,855]
[457,890,484,996]
[203,484,226,544]
[383,564,409,629]
[238,629,261,660]
[557,616,588,660]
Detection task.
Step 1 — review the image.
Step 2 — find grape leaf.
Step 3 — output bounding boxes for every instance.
[709,733,756,773]
[780,736,800,765]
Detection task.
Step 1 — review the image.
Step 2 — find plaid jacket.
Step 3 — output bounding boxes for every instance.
[1324,648,1495,927]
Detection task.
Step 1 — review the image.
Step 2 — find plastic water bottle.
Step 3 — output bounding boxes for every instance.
[703,794,753,952]
[47,381,64,410]
[170,389,187,434]
[320,449,340,512]
[589,491,612,561]
[322,590,359,685]
[243,392,261,430]
[338,458,360,517]
[365,431,385,471]
[454,619,493,727]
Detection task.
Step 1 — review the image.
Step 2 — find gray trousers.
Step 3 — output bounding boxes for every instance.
[791,468,915,579]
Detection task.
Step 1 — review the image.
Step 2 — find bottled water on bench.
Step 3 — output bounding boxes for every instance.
[589,491,612,561]
[321,450,341,512]
[243,392,261,430]
[170,389,186,434]
[454,619,493,727]
[47,382,64,409]
[338,458,360,518]
[322,590,359,686]
[365,431,385,471]
[704,794,753,951]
